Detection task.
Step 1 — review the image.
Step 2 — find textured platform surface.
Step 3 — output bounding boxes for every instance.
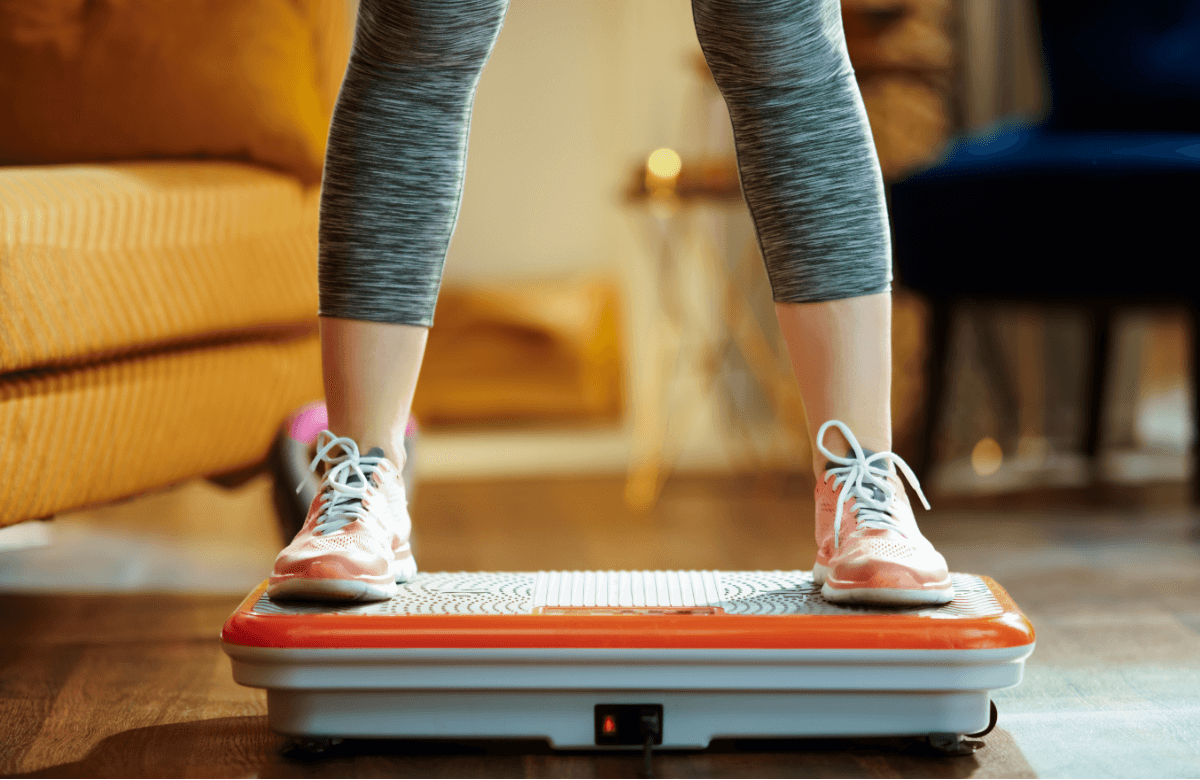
[250,570,1002,618]
[223,570,1034,652]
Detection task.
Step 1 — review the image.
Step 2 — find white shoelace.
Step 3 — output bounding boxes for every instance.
[295,430,386,536]
[816,420,930,551]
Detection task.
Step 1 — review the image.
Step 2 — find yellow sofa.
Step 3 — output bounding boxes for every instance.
[0,1,354,528]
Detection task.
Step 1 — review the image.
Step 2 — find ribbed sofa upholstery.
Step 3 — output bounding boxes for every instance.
[1,164,324,526]
[0,0,354,528]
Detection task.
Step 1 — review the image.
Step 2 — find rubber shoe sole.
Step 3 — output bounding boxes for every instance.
[812,562,954,606]
[267,554,418,603]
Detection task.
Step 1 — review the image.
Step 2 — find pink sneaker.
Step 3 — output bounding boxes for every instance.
[811,420,953,606]
[268,430,417,602]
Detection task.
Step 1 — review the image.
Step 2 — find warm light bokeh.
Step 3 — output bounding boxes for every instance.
[646,147,682,180]
[971,437,1003,477]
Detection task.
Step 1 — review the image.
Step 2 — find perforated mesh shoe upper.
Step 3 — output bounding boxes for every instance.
[269,431,415,602]
[812,420,953,605]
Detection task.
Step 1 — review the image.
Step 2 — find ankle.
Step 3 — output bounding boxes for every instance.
[324,416,406,460]
[358,437,407,469]
[810,445,896,482]
[312,431,407,473]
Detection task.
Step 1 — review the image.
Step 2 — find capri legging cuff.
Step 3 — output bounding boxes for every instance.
[716,69,894,303]
[691,0,893,305]
[318,0,509,329]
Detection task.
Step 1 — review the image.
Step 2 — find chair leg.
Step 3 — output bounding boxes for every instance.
[1083,307,1113,463]
[1189,303,1200,506]
[916,297,952,487]
[972,306,1022,451]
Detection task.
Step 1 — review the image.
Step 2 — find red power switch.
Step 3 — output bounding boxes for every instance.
[595,704,663,746]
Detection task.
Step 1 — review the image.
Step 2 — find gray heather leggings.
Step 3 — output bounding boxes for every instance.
[319,0,891,328]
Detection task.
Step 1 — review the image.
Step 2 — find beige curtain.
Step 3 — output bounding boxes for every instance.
[954,0,1048,132]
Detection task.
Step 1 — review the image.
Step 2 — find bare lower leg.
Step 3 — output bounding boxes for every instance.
[775,292,892,478]
[320,316,429,465]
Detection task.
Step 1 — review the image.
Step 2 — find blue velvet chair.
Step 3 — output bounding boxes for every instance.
[890,0,1200,498]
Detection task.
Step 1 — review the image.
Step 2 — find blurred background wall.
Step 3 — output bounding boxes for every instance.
[413,0,754,480]
[412,0,962,480]
[381,0,1193,495]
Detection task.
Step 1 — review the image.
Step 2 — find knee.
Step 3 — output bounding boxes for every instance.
[691,0,851,89]
[353,0,508,70]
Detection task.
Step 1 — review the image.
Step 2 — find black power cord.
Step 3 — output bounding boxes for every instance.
[639,710,662,779]
[966,700,999,738]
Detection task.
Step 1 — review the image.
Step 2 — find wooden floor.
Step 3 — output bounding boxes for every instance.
[2,472,1199,778]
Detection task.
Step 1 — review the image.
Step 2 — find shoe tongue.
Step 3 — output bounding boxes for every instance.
[825,448,888,503]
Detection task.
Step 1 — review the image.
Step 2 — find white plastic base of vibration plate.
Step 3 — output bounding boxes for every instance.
[222,570,1035,749]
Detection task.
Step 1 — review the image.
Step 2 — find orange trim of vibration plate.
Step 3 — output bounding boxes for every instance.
[221,577,1035,651]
